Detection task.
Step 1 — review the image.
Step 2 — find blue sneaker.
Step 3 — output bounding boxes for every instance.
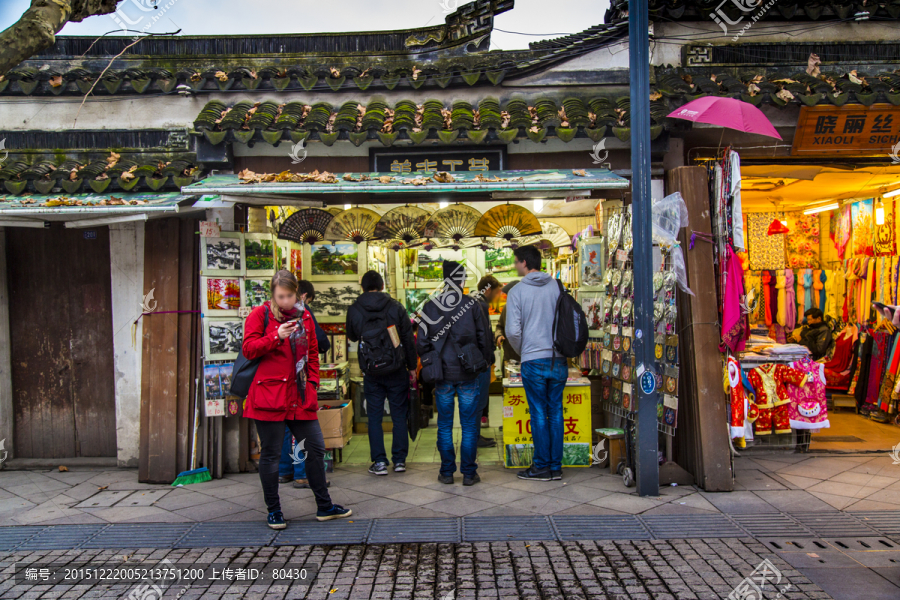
[316,504,353,522]
[267,510,286,530]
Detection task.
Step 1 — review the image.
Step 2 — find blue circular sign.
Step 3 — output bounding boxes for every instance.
[640,370,656,395]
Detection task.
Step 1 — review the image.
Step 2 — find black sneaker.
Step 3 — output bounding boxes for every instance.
[368,462,389,476]
[477,436,496,448]
[277,475,293,484]
[463,473,481,486]
[393,462,407,473]
[438,474,454,484]
[316,504,352,522]
[517,467,552,481]
[267,510,286,530]
[550,470,563,480]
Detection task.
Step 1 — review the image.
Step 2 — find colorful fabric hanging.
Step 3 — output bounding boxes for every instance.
[785,269,797,331]
[875,200,897,256]
[722,246,748,353]
[878,333,900,412]
[817,269,827,312]
[835,204,852,259]
[786,212,821,269]
[803,269,814,312]
[776,271,787,326]
[748,213,787,270]
[852,199,875,257]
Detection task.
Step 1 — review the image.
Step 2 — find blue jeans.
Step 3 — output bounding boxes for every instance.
[476,370,491,427]
[435,378,481,477]
[364,369,410,465]
[521,358,568,471]
[278,425,307,479]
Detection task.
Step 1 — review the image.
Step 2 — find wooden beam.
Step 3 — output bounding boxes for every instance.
[668,166,733,492]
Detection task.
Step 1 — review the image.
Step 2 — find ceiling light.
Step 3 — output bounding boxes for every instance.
[802,203,840,215]
[883,188,900,198]
[876,198,886,225]
[439,201,449,209]
[534,199,544,213]
[344,204,351,210]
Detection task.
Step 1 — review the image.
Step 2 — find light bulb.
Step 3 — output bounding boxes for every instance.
[344,204,351,210]
[876,203,885,225]
[534,199,544,213]
[439,201,449,209]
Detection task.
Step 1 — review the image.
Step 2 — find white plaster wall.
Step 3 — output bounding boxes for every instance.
[0,228,11,464]
[109,222,145,467]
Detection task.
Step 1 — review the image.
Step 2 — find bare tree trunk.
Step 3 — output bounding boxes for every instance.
[0,0,121,77]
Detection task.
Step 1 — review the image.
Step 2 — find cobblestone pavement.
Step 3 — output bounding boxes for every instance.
[0,538,831,600]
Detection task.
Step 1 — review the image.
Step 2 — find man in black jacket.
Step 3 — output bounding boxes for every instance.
[347,271,417,477]
[792,307,835,360]
[474,275,501,448]
[416,261,491,486]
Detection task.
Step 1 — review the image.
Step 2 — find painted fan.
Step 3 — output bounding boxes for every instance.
[373,205,430,243]
[518,221,574,249]
[326,207,344,217]
[473,204,542,240]
[426,203,482,241]
[324,207,382,243]
[278,208,335,244]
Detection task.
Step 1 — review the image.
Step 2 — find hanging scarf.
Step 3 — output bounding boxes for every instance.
[722,246,748,352]
[281,302,310,398]
[784,269,797,331]
[803,269,814,312]
[761,270,773,326]
[812,269,824,310]
[776,270,787,326]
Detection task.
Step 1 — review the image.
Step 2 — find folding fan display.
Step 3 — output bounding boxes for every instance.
[373,205,430,243]
[278,208,335,244]
[324,207,382,243]
[473,204,542,240]
[426,203,482,241]
[518,221,574,249]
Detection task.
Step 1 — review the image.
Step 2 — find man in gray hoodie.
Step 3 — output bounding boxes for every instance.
[505,245,566,482]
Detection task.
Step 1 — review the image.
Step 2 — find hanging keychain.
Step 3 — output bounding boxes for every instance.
[621,269,634,299]
[621,298,633,328]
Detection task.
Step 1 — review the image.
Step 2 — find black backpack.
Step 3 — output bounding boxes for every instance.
[552,280,588,358]
[358,310,405,376]
[230,306,269,399]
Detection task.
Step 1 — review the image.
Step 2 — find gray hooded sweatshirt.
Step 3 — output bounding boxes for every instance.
[505,271,561,364]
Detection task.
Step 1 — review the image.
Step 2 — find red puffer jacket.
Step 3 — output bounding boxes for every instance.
[241,302,320,421]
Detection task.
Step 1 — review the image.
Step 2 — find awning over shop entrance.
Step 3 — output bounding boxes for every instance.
[182,169,630,206]
[0,192,213,226]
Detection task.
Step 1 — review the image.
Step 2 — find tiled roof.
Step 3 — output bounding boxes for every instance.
[0,153,201,196]
[191,94,667,146]
[1,21,624,96]
[607,0,900,22]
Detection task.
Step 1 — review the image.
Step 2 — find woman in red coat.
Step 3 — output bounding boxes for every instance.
[243,270,352,528]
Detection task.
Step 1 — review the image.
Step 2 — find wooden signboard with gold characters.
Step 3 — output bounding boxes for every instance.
[792,104,900,156]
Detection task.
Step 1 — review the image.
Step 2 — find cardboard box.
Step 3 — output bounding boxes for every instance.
[317,400,353,448]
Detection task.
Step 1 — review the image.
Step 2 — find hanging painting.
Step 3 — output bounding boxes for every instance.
[218,362,233,396]
[408,248,467,282]
[306,283,362,322]
[404,288,433,315]
[579,237,605,288]
[785,212,820,269]
[244,233,277,276]
[204,363,223,398]
[244,278,270,308]
[747,213,786,271]
[307,242,364,281]
[578,291,604,337]
[201,233,243,276]
[851,199,874,257]
[204,318,244,360]
[203,277,242,315]
[485,247,517,278]
[875,200,896,256]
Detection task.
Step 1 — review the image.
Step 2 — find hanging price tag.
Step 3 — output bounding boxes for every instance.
[200,221,221,237]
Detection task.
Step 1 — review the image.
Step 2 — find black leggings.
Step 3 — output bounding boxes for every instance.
[254,419,333,513]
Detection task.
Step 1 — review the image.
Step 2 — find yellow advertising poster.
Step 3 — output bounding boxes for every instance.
[502,382,592,468]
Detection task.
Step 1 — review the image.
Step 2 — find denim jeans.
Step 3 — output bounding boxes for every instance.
[521,357,568,471]
[435,378,481,477]
[279,426,307,480]
[364,369,410,465]
[476,369,491,425]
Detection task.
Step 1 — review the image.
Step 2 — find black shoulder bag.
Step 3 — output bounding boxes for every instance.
[229,306,269,399]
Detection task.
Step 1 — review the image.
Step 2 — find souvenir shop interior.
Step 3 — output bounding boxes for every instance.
[714,150,900,453]
[196,182,690,479]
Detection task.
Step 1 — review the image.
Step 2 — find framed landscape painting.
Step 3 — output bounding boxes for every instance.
[204,318,244,360]
[201,232,243,276]
[306,242,365,281]
[203,276,242,316]
[244,233,277,277]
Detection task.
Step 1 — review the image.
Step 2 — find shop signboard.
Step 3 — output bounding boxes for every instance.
[370,146,506,173]
[792,104,900,156]
[502,379,592,467]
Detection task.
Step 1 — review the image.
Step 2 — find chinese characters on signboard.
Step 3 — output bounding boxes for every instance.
[370,147,506,173]
[792,105,900,156]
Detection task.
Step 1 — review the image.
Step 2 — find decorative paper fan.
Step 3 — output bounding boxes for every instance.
[278,208,335,244]
[326,207,344,217]
[324,207,382,243]
[518,221,574,249]
[426,204,482,241]
[373,205,430,243]
[474,204,542,240]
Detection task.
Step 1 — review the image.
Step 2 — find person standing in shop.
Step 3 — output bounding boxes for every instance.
[242,270,351,529]
[416,261,492,486]
[473,275,502,448]
[347,271,417,477]
[506,245,565,482]
[495,280,521,376]
[279,280,331,488]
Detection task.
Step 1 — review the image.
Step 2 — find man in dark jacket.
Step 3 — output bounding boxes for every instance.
[792,307,834,360]
[474,275,501,448]
[299,280,331,355]
[416,261,491,486]
[347,271,417,477]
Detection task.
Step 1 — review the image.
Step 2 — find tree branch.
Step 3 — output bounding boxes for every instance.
[0,0,121,78]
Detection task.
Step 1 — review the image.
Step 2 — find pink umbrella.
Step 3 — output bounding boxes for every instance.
[667,97,782,140]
